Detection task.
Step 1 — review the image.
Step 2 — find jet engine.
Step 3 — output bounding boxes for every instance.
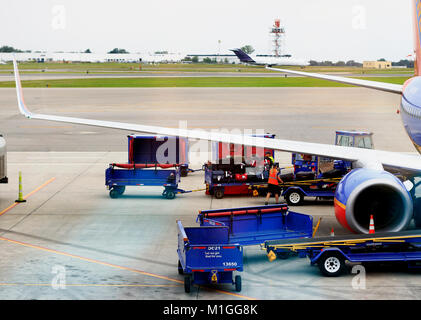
[334,169,413,233]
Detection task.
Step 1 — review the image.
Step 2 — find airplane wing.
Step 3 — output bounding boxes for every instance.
[266,66,403,94]
[13,59,421,173]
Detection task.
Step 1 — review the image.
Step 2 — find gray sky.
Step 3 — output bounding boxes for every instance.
[1,0,413,62]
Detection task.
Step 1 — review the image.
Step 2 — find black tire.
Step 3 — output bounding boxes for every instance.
[235,275,242,292]
[109,188,119,199]
[114,186,125,195]
[180,167,188,177]
[285,190,304,206]
[178,260,184,275]
[317,252,346,277]
[184,275,191,293]
[276,251,290,260]
[214,188,224,199]
[166,190,176,199]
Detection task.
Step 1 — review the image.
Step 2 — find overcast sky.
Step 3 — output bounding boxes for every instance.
[0,0,413,62]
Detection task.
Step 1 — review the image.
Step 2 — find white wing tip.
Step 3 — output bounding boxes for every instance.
[13,59,33,117]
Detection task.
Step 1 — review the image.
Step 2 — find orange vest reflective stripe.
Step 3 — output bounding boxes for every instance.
[268,168,278,185]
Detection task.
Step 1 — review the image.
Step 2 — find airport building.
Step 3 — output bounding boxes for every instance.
[0,52,186,63]
[363,60,392,69]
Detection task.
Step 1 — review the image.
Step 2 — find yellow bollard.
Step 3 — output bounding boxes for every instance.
[15,171,26,203]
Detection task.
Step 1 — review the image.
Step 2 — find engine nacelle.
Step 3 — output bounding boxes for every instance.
[334,169,413,233]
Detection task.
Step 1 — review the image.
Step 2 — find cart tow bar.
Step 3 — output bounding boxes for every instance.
[211,270,218,283]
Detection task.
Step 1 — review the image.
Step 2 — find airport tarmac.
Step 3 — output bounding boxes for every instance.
[0,87,419,300]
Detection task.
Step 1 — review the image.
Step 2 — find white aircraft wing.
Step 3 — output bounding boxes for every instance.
[266,66,403,94]
[13,59,421,173]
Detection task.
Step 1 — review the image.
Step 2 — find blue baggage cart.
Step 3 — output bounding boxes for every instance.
[106,135,193,198]
[105,164,183,199]
[197,204,313,247]
[264,230,421,276]
[128,135,191,176]
[177,220,243,293]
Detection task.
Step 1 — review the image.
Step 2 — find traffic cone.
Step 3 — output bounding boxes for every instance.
[369,215,375,234]
[330,227,335,237]
[15,171,26,203]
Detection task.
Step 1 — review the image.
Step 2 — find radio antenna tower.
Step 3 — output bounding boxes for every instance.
[270,19,285,57]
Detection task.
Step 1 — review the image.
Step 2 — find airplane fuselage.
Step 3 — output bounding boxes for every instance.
[400,76,421,154]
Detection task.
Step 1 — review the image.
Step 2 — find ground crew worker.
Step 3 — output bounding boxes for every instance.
[265,163,283,205]
[264,151,274,167]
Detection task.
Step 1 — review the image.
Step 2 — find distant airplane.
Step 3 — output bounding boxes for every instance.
[11,0,421,234]
[231,48,309,66]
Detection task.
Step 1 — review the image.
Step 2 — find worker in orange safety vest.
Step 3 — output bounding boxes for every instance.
[265,163,283,205]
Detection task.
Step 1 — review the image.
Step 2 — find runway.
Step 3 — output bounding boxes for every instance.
[0,87,419,300]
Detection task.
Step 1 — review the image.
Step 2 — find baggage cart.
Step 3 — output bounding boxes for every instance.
[177,221,243,293]
[264,230,421,276]
[197,204,313,246]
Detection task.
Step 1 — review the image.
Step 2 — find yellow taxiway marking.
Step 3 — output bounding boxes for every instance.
[0,177,56,217]
[0,283,181,287]
[0,236,256,300]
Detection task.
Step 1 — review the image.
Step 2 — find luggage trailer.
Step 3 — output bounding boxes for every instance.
[264,230,421,276]
[177,205,313,293]
[197,204,314,246]
[177,221,244,293]
[279,130,374,205]
[106,135,192,199]
[177,204,314,293]
[205,134,276,199]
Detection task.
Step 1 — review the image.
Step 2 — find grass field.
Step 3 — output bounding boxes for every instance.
[0,76,410,88]
[0,62,413,74]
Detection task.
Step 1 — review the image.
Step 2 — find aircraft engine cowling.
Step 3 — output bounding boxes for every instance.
[334,169,413,233]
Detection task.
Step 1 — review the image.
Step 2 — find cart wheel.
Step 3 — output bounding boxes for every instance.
[114,186,125,195]
[184,275,191,293]
[178,260,184,275]
[276,251,290,260]
[166,190,176,199]
[214,188,224,199]
[285,190,304,206]
[109,188,119,199]
[235,275,242,292]
[318,252,345,277]
[180,167,188,177]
